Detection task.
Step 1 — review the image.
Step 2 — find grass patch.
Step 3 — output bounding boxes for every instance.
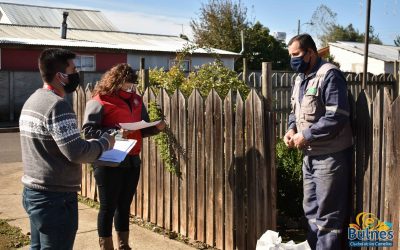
[0,218,30,249]
[78,195,100,210]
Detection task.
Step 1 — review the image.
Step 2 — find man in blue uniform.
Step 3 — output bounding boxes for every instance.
[284,34,353,250]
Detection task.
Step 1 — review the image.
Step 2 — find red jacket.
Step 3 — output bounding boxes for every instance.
[93,93,143,155]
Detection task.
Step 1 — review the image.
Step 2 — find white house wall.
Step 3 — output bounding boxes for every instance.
[330,46,386,75]
[127,54,170,70]
[191,56,234,70]
[127,54,235,71]
[384,62,394,75]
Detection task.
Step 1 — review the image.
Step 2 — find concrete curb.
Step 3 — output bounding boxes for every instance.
[0,127,19,133]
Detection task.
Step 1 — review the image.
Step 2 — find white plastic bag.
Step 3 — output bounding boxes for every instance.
[256,230,311,250]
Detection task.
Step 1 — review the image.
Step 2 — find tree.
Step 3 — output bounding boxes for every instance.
[244,22,289,70]
[190,0,248,53]
[310,4,337,43]
[395,35,400,46]
[191,0,289,71]
[320,24,382,47]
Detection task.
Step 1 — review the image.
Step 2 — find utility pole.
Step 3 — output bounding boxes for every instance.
[362,0,371,90]
[297,19,300,35]
[297,19,313,35]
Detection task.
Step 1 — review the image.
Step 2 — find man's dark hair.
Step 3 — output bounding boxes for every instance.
[288,33,318,53]
[38,48,76,83]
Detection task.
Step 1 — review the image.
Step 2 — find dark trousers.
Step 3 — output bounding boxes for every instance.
[94,155,141,237]
[303,147,352,250]
[22,187,78,250]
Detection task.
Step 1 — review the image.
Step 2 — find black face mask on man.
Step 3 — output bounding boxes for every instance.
[59,72,80,93]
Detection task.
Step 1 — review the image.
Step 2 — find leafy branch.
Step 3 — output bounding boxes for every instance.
[148,101,182,177]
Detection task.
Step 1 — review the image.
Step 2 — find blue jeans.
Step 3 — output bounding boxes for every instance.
[22,187,78,250]
[303,147,352,250]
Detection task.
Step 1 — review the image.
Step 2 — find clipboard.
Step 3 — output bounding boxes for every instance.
[95,138,137,167]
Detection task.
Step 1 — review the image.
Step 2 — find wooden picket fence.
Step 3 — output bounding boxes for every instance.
[74,70,400,249]
[74,86,277,250]
[353,87,400,249]
[261,72,395,138]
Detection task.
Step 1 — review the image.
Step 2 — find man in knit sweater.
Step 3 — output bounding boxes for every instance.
[19,48,115,250]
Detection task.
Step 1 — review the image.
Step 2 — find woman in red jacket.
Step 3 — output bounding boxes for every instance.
[82,63,165,250]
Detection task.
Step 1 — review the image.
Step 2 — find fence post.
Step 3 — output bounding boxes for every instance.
[140,57,149,90]
[261,61,277,230]
[262,62,273,111]
[394,60,400,98]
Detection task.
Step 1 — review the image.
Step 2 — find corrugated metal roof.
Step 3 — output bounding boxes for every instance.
[329,41,400,62]
[0,2,117,31]
[0,24,239,56]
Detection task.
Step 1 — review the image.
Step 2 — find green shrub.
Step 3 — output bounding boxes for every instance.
[186,60,250,98]
[148,66,187,95]
[148,60,249,98]
[145,49,250,177]
[276,138,303,219]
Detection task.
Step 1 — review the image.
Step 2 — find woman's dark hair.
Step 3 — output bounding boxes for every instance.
[288,33,318,53]
[38,48,76,83]
[93,63,138,96]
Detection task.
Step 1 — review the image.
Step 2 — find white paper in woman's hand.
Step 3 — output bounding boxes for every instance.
[119,120,161,131]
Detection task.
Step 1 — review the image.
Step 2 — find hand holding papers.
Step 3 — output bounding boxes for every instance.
[119,120,162,131]
[95,138,137,167]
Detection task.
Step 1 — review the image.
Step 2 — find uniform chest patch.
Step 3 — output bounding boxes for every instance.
[306,87,317,95]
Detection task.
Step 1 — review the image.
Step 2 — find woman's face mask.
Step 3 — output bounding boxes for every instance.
[290,51,310,73]
[118,83,136,100]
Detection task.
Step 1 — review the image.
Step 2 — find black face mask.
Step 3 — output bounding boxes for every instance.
[60,72,80,93]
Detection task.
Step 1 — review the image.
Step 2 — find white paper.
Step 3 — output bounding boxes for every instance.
[256,230,311,250]
[98,139,136,163]
[119,120,161,130]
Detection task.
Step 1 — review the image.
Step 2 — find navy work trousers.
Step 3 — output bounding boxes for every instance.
[303,147,352,250]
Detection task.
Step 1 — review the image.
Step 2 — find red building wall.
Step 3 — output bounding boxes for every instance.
[1,48,41,71]
[95,53,127,71]
[1,48,127,71]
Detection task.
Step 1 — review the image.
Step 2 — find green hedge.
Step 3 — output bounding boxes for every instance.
[276,139,303,219]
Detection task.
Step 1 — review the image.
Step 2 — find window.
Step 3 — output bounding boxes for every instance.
[169,59,190,72]
[74,55,95,71]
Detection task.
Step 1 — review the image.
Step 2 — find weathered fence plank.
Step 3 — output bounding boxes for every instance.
[187,90,201,240]
[387,96,400,248]
[355,90,373,215]
[195,90,206,242]
[148,89,158,224]
[163,89,172,231]
[178,91,188,236]
[254,90,268,238]
[245,90,257,250]
[205,90,215,246]
[224,91,235,250]
[142,88,150,222]
[171,90,180,233]
[381,89,392,224]
[371,89,382,220]
[214,91,224,250]
[234,93,246,250]
[156,91,165,227]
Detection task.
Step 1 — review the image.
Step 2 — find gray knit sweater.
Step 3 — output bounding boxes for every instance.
[19,89,109,192]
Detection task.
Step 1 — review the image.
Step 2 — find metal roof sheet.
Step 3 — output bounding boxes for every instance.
[329,41,400,62]
[0,2,117,31]
[0,24,239,56]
